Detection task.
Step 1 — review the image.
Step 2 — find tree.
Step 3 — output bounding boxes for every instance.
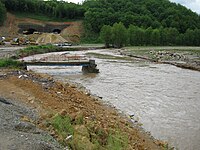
[151,29,161,46]
[128,25,145,46]
[112,22,127,48]
[184,29,195,46]
[145,27,153,45]
[128,25,138,46]
[100,25,112,48]
[0,1,6,26]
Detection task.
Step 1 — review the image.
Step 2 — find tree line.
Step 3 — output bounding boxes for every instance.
[1,0,85,20]
[100,22,200,48]
[1,0,200,46]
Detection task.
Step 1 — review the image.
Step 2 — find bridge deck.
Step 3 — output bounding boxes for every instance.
[25,60,91,66]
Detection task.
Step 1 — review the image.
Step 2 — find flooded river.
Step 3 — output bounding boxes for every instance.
[26,49,200,150]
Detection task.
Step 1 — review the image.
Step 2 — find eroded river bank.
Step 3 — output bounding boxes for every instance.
[26,48,200,150]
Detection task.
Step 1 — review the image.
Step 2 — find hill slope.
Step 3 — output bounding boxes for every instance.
[0,13,83,43]
[83,0,200,33]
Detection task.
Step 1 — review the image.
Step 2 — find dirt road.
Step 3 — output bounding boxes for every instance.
[0,46,24,58]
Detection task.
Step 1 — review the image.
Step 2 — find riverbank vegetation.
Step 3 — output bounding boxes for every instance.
[50,114,129,149]
[0,58,22,68]
[100,23,200,48]
[17,45,81,58]
[18,45,58,57]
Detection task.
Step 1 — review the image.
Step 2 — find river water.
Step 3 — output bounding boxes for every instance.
[26,49,200,150]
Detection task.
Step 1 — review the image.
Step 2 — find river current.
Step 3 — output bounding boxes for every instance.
[26,49,200,150]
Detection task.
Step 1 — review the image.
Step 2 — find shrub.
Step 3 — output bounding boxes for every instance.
[0,59,23,68]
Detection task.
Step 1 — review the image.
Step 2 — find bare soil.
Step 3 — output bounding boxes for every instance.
[0,69,165,149]
[0,13,83,43]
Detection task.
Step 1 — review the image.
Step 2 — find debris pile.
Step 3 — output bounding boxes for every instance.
[36,33,68,45]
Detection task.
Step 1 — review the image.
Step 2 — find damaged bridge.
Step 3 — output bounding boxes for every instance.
[23,58,99,73]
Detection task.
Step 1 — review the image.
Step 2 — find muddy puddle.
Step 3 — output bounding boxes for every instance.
[26,49,200,150]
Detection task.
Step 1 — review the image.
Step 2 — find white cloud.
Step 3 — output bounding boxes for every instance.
[169,0,200,14]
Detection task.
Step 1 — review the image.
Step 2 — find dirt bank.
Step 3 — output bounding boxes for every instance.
[0,69,165,149]
[0,70,63,149]
[120,47,200,72]
[0,13,83,43]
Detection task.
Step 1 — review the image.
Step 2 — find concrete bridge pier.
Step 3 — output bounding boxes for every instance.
[82,60,99,73]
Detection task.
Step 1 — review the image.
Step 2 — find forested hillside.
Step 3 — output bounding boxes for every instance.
[1,0,85,20]
[83,0,200,33]
[83,0,200,46]
[0,0,200,46]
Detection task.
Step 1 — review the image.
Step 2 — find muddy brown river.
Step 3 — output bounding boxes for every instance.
[26,49,200,150]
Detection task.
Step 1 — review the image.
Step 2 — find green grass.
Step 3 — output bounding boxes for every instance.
[50,114,129,150]
[0,59,23,68]
[17,45,57,57]
[106,130,128,150]
[18,44,106,58]
[51,114,74,139]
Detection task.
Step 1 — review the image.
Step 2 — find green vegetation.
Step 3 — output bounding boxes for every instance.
[0,59,23,68]
[3,0,85,20]
[18,45,58,57]
[106,130,128,150]
[83,0,200,46]
[51,115,74,140]
[50,114,129,150]
[18,45,78,57]
[14,12,73,22]
[17,45,96,58]
[100,23,200,47]
[83,0,200,33]
[0,0,6,25]
[100,22,128,48]
[1,0,200,46]
[100,25,113,48]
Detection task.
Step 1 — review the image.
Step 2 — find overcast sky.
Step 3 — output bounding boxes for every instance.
[65,0,200,14]
[169,0,200,14]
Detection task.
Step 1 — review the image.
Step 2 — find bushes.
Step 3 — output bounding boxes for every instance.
[0,59,23,68]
